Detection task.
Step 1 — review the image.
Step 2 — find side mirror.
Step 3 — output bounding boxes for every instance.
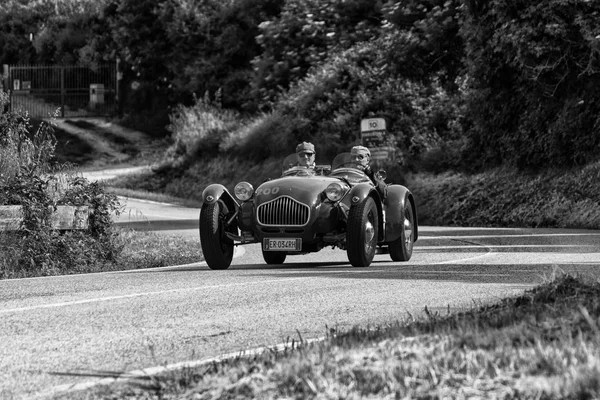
[376,170,387,181]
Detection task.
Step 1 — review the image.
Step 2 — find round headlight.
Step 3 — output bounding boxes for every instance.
[234,181,254,201]
[325,183,344,202]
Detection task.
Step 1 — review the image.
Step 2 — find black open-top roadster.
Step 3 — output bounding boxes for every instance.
[199,152,418,269]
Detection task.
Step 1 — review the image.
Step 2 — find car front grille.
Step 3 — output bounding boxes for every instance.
[257,196,310,226]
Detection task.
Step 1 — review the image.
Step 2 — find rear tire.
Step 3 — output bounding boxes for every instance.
[347,197,378,267]
[199,202,235,270]
[389,196,414,262]
[262,251,287,265]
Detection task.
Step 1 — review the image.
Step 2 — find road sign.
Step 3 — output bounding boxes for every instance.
[361,118,387,133]
[360,118,394,161]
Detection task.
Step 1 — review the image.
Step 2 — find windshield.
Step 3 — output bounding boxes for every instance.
[332,152,360,170]
[281,154,331,177]
[330,152,370,183]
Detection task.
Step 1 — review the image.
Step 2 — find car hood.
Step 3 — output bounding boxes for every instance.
[254,175,343,206]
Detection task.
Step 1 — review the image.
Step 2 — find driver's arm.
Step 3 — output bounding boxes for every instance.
[364,164,388,199]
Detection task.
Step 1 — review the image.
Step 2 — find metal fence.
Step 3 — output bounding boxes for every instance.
[3,63,118,118]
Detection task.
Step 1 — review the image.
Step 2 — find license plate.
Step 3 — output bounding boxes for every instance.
[263,238,302,251]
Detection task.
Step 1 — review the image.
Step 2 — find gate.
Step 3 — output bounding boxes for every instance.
[3,63,118,118]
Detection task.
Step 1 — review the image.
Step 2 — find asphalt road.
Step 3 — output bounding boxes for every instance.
[1,198,599,399]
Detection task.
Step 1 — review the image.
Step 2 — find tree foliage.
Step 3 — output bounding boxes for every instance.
[251,0,385,107]
[98,0,283,110]
[461,0,600,169]
[0,0,109,65]
[2,0,599,171]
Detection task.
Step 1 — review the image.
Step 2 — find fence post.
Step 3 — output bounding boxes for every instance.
[116,58,122,116]
[60,66,65,118]
[2,64,8,93]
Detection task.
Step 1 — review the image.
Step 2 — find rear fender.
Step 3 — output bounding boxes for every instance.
[384,185,418,242]
[202,184,239,213]
[347,183,384,241]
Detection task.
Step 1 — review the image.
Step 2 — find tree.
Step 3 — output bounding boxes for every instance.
[461,0,600,169]
[251,0,385,108]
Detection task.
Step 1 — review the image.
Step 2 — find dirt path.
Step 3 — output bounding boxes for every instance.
[53,118,165,170]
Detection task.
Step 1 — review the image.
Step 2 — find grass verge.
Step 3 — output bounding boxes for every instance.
[0,228,202,280]
[55,272,600,399]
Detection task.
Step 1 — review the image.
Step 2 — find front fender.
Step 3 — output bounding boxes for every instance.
[347,183,384,241]
[202,184,239,212]
[347,183,379,206]
[384,185,418,242]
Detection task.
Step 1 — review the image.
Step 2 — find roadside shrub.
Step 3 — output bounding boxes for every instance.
[60,176,122,237]
[0,92,57,182]
[164,91,241,167]
[0,89,123,278]
[410,161,600,229]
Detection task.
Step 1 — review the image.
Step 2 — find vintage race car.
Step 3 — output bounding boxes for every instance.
[199,152,418,269]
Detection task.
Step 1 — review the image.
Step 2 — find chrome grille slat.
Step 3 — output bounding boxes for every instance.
[257,196,310,226]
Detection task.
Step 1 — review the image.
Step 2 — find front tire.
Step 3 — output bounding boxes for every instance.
[262,250,287,265]
[347,197,379,267]
[199,202,235,270]
[389,196,414,261]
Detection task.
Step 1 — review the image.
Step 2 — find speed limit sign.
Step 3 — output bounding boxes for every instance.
[360,118,386,132]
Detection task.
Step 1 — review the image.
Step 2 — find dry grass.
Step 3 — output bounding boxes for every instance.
[0,227,202,279]
[116,228,201,269]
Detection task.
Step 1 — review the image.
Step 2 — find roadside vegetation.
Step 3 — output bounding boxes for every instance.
[0,93,200,280]
[97,0,599,230]
[3,0,599,230]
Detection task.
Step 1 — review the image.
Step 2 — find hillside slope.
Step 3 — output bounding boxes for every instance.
[102,146,600,231]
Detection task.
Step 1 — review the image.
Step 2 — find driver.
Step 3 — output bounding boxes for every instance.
[351,145,388,201]
[296,142,316,169]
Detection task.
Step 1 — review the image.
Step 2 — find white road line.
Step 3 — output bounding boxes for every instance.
[437,252,495,264]
[434,241,495,264]
[421,233,600,240]
[0,265,380,314]
[117,196,195,207]
[417,245,597,250]
[0,276,301,314]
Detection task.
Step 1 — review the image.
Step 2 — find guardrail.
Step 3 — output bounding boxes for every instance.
[0,205,89,231]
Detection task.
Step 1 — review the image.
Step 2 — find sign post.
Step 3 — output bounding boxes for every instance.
[360,118,395,163]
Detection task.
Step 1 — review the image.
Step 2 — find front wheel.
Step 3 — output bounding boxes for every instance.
[389,196,414,262]
[199,202,235,270]
[262,250,287,265]
[347,197,379,267]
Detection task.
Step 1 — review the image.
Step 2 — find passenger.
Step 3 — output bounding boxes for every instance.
[350,145,388,201]
[296,142,316,169]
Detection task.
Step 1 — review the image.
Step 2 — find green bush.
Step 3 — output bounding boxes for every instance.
[164,91,242,166]
[410,162,600,229]
[0,90,123,278]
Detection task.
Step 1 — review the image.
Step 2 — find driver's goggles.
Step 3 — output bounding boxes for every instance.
[298,151,315,158]
[352,154,367,161]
